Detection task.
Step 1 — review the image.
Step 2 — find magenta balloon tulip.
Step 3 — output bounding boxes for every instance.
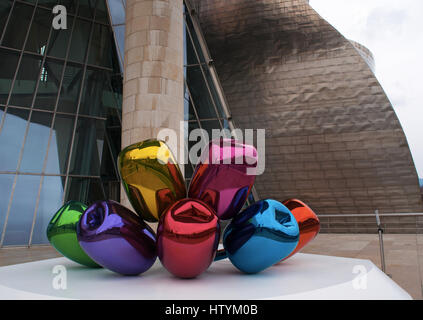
[188,139,258,220]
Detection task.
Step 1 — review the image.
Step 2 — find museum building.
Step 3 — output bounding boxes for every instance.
[0,0,421,247]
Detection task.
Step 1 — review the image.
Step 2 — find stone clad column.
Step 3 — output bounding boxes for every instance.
[121,0,185,209]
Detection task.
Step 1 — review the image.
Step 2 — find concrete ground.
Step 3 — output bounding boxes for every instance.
[0,234,422,299]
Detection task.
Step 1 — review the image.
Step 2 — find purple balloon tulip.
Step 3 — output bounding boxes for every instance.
[77,200,157,275]
[188,139,258,220]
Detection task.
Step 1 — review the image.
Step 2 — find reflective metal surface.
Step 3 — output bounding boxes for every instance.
[282,198,320,261]
[223,199,299,274]
[46,201,100,268]
[195,0,423,225]
[77,200,157,275]
[157,198,220,278]
[188,139,257,220]
[118,139,186,222]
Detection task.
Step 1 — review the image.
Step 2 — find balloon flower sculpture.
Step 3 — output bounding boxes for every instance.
[47,138,320,278]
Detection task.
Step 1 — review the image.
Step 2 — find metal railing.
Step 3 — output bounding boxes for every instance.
[317,211,423,275]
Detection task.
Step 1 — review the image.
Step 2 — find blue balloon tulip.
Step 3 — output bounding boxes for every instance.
[223,199,299,274]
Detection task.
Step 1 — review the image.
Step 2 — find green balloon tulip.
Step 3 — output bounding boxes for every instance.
[46,201,100,268]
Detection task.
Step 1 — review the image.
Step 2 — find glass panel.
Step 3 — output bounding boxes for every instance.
[95,0,109,24]
[31,175,64,244]
[38,0,60,9]
[105,121,121,161]
[0,108,29,171]
[185,87,196,120]
[65,177,105,205]
[34,59,64,111]
[185,24,200,66]
[47,16,74,59]
[0,174,15,242]
[45,113,75,174]
[25,7,51,54]
[20,112,52,173]
[0,48,19,105]
[9,54,42,107]
[2,174,41,246]
[184,12,206,64]
[186,65,220,120]
[68,18,92,63]
[110,73,122,109]
[0,1,12,34]
[187,121,200,180]
[99,137,120,201]
[58,0,77,14]
[79,68,108,117]
[78,0,96,19]
[108,0,125,25]
[2,2,34,50]
[56,63,83,113]
[112,25,125,67]
[68,117,106,176]
[201,65,226,119]
[200,119,223,138]
[88,23,113,68]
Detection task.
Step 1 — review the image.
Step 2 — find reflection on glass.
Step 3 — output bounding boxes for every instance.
[9,54,42,107]
[68,18,92,63]
[186,66,219,120]
[25,7,51,54]
[58,0,77,14]
[0,174,15,242]
[65,177,105,205]
[184,11,206,64]
[45,114,75,174]
[200,119,223,139]
[112,25,125,68]
[34,59,64,111]
[37,0,60,9]
[108,0,125,25]
[31,176,64,244]
[2,2,34,50]
[0,48,19,104]
[185,87,196,120]
[0,0,122,246]
[57,63,83,113]
[69,117,105,176]
[0,1,12,34]
[78,0,96,20]
[95,0,109,24]
[88,23,113,68]
[200,65,226,118]
[20,112,52,173]
[2,175,41,246]
[79,68,108,117]
[0,108,29,171]
[47,16,74,59]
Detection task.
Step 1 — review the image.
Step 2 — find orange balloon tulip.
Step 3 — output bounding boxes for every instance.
[281,199,320,261]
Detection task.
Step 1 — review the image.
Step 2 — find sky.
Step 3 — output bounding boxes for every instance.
[309,0,423,178]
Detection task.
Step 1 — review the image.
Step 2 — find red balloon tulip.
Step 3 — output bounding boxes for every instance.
[157,198,220,278]
[281,199,320,261]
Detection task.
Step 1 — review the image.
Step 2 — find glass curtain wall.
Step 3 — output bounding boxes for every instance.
[0,0,122,246]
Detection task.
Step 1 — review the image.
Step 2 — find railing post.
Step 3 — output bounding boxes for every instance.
[375,209,387,274]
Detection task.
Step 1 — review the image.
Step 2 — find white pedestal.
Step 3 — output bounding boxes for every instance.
[0,253,411,300]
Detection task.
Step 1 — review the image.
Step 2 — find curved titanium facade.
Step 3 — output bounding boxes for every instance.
[194,0,423,228]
